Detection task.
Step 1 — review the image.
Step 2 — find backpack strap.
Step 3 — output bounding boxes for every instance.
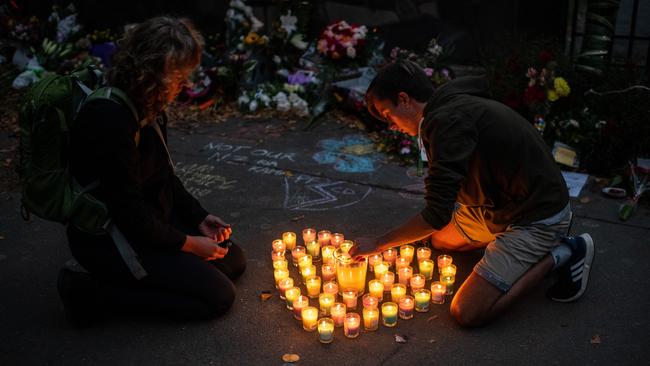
[84,87,140,125]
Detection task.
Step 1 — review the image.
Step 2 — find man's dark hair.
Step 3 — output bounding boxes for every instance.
[366,60,435,121]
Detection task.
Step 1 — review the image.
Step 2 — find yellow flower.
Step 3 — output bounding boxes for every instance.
[547,89,559,102]
[244,32,260,45]
[554,77,571,97]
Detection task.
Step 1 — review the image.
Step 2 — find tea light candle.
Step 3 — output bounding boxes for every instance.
[278,277,294,299]
[291,246,306,266]
[282,231,297,251]
[400,245,415,263]
[319,292,335,316]
[317,230,332,246]
[321,245,336,264]
[398,295,415,320]
[431,282,446,304]
[410,274,426,293]
[382,302,398,327]
[414,289,431,312]
[368,279,384,301]
[441,275,455,295]
[363,307,379,331]
[383,248,397,267]
[273,258,288,270]
[306,241,321,260]
[298,254,313,271]
[305,276,322,298]
[398,266,413,286]
[301,306,318,331]
[321,263,336,282]
[441,264,457,277]
[271,250,285,262]
[395,256,410,270]
[339,240,354,253]
[272,239,286,253]
[285,287,301,310]
[419,259,434,280]
[301,265,317,283]
[437,254,453,272]
[331,233,345,247]
[274,268,289,288]
[302,228,316,244]
[323,281,339,299]
[368,254,383,271]
[344,312,361,338]
[341,290,358,310]
[374,262,389,279]
[330,302,346,327]
[391,283,407,303]
[318,318,335,343]
[417,247,432,262]
[362,294,379,310]
[293,295,309,320]
[381,271,395,291]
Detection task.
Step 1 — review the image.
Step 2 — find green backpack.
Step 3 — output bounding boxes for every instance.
[18,65,148,279]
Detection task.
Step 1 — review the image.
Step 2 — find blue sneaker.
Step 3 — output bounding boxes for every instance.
[547,234,595,302]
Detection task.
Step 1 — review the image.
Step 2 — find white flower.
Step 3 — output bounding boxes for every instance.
[249,100,258,112]
[346,47,356,58]
[280,11,298,35]
[428,44,443,56]
[290,33,308,50]
[237,94,250,105]
[273,91,288,103]
[273,55,282,64]
[226,9,235,19]
[256,91,271,106]
[250,16,264,32]
[289,93,309,117]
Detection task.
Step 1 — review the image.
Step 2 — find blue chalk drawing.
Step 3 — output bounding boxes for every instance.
[312,134,383,173]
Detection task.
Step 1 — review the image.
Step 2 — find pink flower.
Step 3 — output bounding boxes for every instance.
[423,68,433,77]
[526,67,537,79]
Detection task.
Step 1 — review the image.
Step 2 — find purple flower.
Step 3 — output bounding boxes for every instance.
[423,68,433,77]
[287,70,316,85]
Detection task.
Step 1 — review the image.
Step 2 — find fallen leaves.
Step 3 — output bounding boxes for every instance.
[590,334,602,344]
[259,291,272,302]
[394,334,408,343]
[282,353,300,363]
[427,315,439,322]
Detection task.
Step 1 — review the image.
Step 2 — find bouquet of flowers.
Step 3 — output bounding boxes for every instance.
[389,37,453,87]
[523,58,571,132]
[317,20,367,60]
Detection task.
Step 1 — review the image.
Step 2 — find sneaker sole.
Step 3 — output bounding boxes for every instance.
[554,233,595,303]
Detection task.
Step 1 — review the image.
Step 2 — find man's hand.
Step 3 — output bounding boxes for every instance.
[349,237,383,259]
[198,214,232,243]
[182,235,229,260]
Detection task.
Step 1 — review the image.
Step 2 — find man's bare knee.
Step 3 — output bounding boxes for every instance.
[450,298,486,328]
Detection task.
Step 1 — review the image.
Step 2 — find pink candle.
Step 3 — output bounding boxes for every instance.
[291,246,306,266]
[278,277,294,299]
[437,254,453,272]
[321,263,336,282]
[317,230,331,246]
[410,274,426,293]
[341,290,358,310]
[417,247,432,262]
[395,256,410,270]
[398,266,413,286]
[380,271,395,291]
[302,228,316,244]
[271,250,285,261]
[383,248,397,267]
[344,313,361,338]
[431,282,446,304]
[362,294,378,310]
[292,295,309,320]
[323,281,339,299]
[331,233,345,247]
[398,295,415,320]
[368,254,383,271]
[330,302,347,327]
[272,239,286,253]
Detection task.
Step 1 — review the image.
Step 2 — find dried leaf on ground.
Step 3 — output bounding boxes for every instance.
[590,335,601,344]
[259,291,272,302]
[395,334,408,343]
[427,315,439,322]
[282,353,300,363]
[428,339,437,343]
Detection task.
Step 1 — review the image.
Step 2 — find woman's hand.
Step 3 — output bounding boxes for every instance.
[348,237,383,259]
[182,235,229,260]
[198,214,232,243]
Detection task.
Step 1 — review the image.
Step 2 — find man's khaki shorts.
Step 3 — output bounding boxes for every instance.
[452,203,571,292]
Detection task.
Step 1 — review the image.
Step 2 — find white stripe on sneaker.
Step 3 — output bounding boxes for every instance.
[571,258,585,271]
[572,267,583,277]
[572,274,582,282]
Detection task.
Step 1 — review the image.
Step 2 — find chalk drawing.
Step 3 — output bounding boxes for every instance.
[283,174,372,211]
[175,162,237,197]
[312,134,383,173]
[202,142,296,164]
[398,183,426,201]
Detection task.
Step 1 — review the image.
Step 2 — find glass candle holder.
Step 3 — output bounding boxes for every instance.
[293,295,309,320]
[274,268,289,288]
[437,254,453,272]
[282,231,297,251]
[285,287,301,310]
[363,307,379,331]
[344,313,361,338]
[431,282,446,304]
[440,275,455,295]
[321,245,336,264]
[305,241,321,262]
[302,228,316,244]
[319,292,335,316]
[391,283,407,303]
[417,247,432,262]
[278,277,294,299]
[374,262,389,279]
[318,318,335,343]
[321,263,336,282]
[331,233,345,247]
[398,295,415,320]
[395,256,410,271]
[382,302,398,327]
[272,258,288,271]
[414,289,431,312]
[368,279,384,301]
[341,289,358,310]
[400,245,415,263]
[419,259,434,280]
[368,254,383,272]
[381,271,395,291]
[330,302,346,327]
[301,265,317,284]
[322,281,339,299]
[398,266,413,286]
[271,250,285,262]
[317,230,332,246]
[272,239,286,253]
[441,264,457,277]
[340,240,355,254]
[383,248,398,267]
[334,248,367,295]
[298,254,313,272]
[362,294,379,310]
[305,276,322,298]
[410,274,426,293]
[301,306,318,331]
[291,246,306,267]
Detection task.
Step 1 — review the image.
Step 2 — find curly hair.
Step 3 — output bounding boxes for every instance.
[107,16,204,122]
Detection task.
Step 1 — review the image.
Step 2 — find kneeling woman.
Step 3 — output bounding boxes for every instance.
[59,16,246,325]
